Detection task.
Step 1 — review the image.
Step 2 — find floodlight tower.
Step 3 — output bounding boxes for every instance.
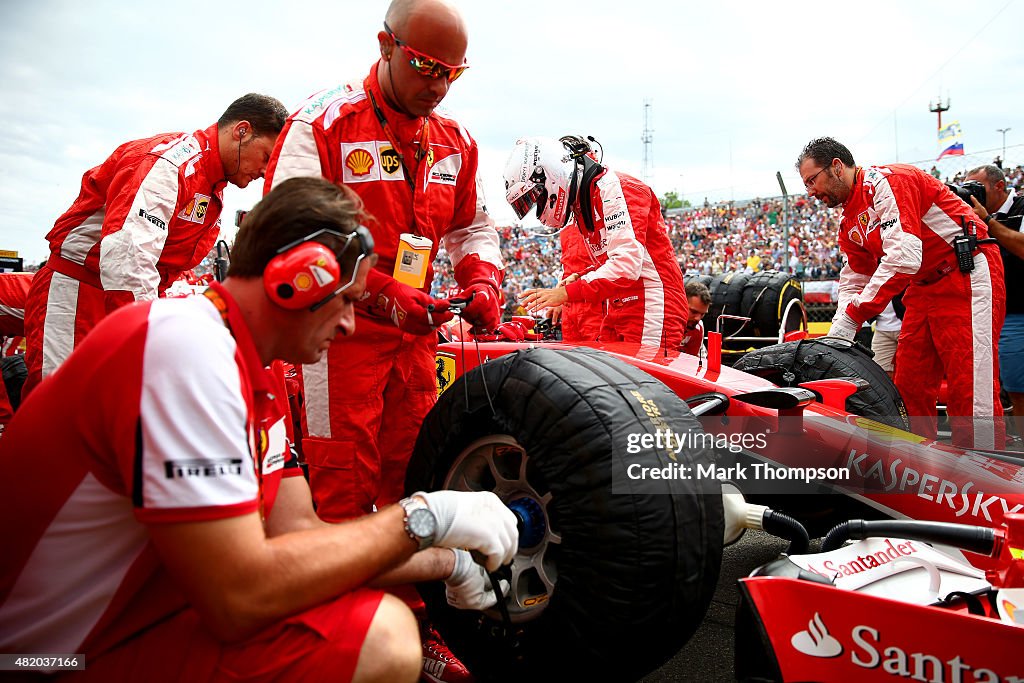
[998,127,1011,164]
[929,93,950,131]
[642,99,653,184]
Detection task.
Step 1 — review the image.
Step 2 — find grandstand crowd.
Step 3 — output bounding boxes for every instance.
[425,162,1024,317]
[143,162,1024,316]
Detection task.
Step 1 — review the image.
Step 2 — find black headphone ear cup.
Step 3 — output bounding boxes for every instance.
[274,282,295,301]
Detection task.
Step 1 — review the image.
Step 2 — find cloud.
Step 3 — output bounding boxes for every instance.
[0,0,1020,263]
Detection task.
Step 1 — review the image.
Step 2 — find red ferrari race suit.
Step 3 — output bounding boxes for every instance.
[264,66,503,521]
[23,124,226,395]
[558,227,602,342]
[563,170,686,349]
[0,284,382,682]
[0,273,31,431]
[835,165,1005,447]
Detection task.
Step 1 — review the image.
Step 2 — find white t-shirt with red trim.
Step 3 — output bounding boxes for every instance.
[0,287,296,656]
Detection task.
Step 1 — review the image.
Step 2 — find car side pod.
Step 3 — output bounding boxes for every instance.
[798,377,869,412]
[732,386,817,435]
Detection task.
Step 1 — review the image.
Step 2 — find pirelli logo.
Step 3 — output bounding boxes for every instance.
[139,208,167,230]
[164,458,244,479]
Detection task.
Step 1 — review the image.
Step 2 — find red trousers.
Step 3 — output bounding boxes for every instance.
[301,315,437,522]
[895,244,1005,449]
[23,266,106,397]
[60,589,383,683]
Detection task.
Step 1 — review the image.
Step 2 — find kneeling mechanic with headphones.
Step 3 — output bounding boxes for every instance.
[0,176,517,682]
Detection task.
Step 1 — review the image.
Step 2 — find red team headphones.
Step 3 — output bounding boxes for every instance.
[263,226,374,312]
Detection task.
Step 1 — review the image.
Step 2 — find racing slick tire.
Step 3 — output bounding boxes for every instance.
[739,270,803,338]
[406,347,723,682]
[684,273,713,290]
[707,271,750,337]
[732,337,909,429]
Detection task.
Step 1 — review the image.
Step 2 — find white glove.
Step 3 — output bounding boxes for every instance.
[445,549,510,610]
[415,490,519,571]
[828,311,859,341]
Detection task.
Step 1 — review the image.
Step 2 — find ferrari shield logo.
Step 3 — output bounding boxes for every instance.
[435,352,455,395]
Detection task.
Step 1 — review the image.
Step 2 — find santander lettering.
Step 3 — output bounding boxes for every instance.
[851,625,1022,682]
[802,538,918,579]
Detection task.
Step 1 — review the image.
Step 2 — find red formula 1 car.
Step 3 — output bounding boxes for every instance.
[736,514,1024,682]
[407,320,1024,682]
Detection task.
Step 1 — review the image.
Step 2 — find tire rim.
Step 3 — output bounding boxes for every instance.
[442,434,561,623]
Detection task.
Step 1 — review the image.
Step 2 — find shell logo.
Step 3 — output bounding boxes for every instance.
[293,272,314,291]
[346,149,375,176]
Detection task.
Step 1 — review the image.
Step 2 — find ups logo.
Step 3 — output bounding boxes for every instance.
[380,147,401,175]
[193,197,209,220]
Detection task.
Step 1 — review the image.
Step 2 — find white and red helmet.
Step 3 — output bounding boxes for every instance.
[503,137,580,229]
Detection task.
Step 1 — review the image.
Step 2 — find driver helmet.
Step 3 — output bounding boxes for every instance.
[503,137,579,229]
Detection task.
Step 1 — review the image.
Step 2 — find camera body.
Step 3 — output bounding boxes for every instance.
[946,180,987,208]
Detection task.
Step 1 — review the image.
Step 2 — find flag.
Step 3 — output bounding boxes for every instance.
[937,120,964,159]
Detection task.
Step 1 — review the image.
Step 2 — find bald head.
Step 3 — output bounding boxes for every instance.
[378,0,469,118]
[385,0,467,53]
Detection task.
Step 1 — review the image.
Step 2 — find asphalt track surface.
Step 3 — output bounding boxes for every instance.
[641,530,793,682]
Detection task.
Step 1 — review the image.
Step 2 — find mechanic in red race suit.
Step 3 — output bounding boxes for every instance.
[552,227,604,342]
[22,93,289,396]
[797,137,1005,448]
[263,0,503,524]
[0,273,31,431]
[506,135,687,350]
[0,178,517,683]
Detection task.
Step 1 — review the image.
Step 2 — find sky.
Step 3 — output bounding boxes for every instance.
[1,0,1021,265]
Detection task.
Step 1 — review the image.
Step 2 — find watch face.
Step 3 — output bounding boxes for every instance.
[408,507,437,539]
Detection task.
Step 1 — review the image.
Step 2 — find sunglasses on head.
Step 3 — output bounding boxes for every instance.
[384,21,469,83]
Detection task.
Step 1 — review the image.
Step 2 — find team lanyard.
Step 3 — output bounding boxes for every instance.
[367,88,430,197]
[203,287,267,522]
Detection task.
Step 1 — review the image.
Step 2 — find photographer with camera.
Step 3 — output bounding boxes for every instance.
[797,138,1006,449]
[965,164,1024,420]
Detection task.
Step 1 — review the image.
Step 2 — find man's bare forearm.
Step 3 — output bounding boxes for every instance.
[370,547,456,587]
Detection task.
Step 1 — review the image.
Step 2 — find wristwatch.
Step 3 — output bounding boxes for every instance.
[398,496,437,550]
[985,213,998,226]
